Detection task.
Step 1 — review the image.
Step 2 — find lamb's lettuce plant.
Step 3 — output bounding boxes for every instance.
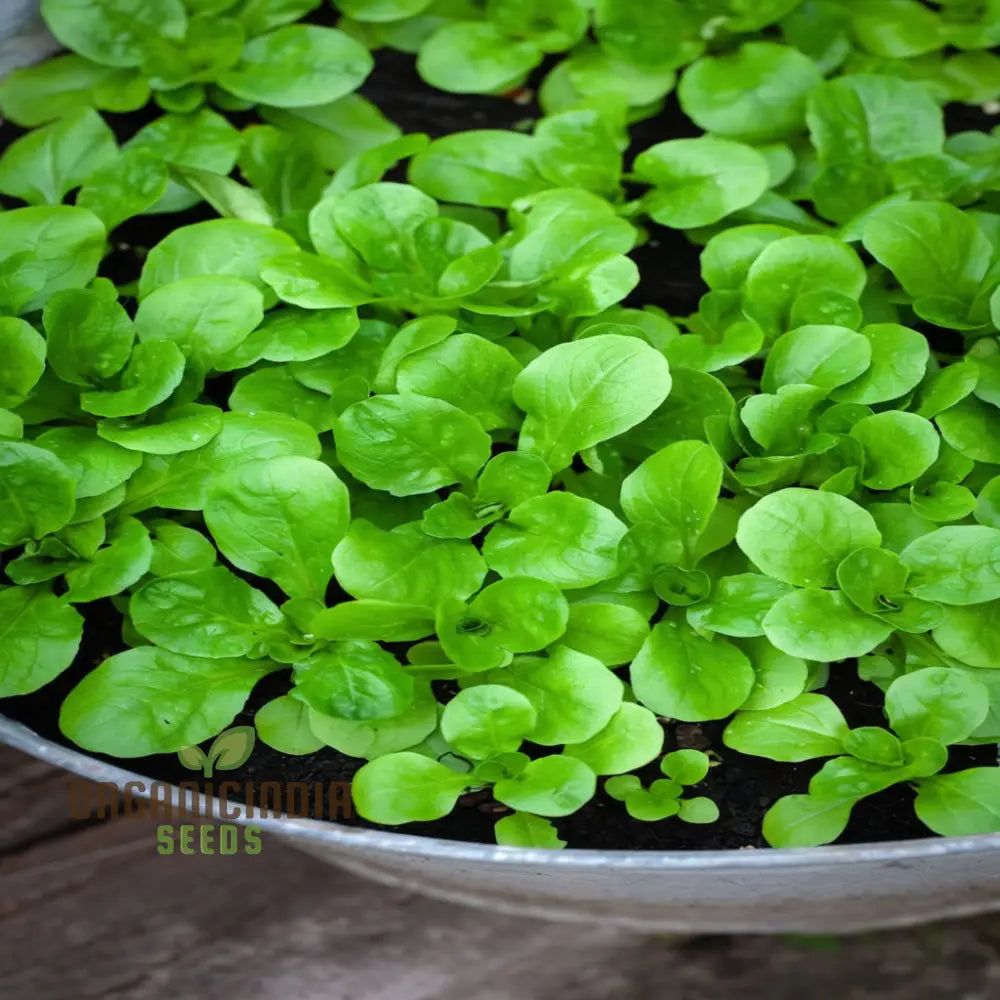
[2,0,1000,853]
[725,667,997,847]
[605,749,720,824]
[2,1,374,118]
[339,0,1000,108]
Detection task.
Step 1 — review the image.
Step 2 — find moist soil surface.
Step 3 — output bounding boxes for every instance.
[4,601,995,850]
[1,38,997,850]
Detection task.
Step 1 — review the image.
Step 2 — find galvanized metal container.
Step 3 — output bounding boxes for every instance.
[3,4,1000,936]
[0,1,58,81]
[4,714,1000,933]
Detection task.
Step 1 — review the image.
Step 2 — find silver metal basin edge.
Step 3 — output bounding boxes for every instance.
[0,3,59,80]
[4,714,1000,934]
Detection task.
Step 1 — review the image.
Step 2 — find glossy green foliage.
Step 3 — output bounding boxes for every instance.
[2,0,1000,854]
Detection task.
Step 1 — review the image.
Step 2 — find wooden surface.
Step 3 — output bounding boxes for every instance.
[4,746,1000,999]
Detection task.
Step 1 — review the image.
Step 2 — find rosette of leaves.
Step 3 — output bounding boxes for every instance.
[605,750,719,825]
[0,0,374,122]
[725,668,1000,846]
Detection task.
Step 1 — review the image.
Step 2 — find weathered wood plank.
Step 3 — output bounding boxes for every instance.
[3,747,1000,1000]
[0,812,627,1000]
[0,745,108,853]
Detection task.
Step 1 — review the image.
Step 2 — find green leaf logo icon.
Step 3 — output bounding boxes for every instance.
[177,725,256,777]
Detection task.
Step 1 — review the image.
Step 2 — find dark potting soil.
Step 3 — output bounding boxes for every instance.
[2,43,999,850]
[4,594,995,850]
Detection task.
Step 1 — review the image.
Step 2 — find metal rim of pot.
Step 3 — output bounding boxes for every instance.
[5,713,1000,870]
